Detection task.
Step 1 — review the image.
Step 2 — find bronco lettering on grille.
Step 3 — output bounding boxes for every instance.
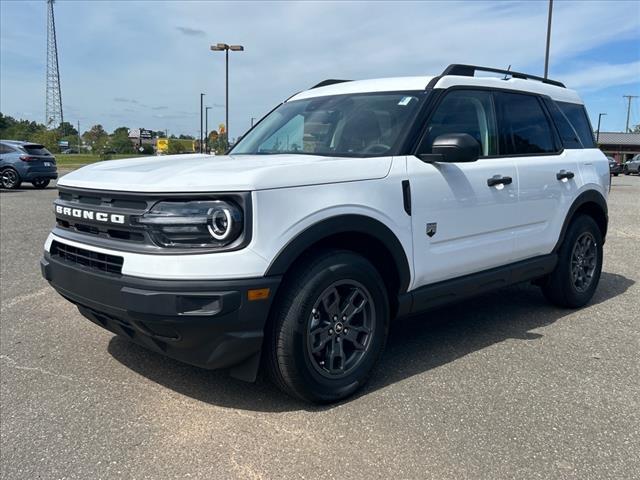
[55,205,125,224]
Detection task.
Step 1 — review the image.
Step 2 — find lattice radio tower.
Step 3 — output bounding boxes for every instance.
[45,0,63,128]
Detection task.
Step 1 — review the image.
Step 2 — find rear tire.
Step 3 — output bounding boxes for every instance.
[265,250,389,403]
[32,178,50,189]
[541,215,603,308]
[1,168,21,189]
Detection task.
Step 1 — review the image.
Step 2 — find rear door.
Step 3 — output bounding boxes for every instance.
[494,91,581,260]
[20,144,56,168]
[407,89,519,288]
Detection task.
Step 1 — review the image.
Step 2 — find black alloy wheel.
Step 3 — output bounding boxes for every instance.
[306,280,376,378]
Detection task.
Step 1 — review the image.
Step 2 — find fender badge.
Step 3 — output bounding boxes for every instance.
[426,222,437,238]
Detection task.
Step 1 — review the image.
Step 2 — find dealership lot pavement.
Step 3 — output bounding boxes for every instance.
[1,175,639,479]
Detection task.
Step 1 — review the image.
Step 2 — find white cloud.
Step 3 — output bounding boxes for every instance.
[557,61,640,91]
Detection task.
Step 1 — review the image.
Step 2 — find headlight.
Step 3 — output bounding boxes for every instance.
[136,200,244,248]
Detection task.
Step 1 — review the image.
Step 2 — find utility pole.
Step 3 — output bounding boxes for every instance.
[199,93,205,153]
[77,120,81,152]
[544,0,553,79]
[250,117,256,128]
[205,106,212,153]
[623,95,638,133]
[596,113,607,144]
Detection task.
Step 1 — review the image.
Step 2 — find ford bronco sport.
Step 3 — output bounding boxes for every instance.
[41,64,608,403]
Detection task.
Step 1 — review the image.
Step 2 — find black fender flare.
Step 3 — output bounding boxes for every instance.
[554,189,608,251]
[265,214,411,293]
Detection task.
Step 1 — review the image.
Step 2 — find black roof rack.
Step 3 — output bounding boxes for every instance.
[310,79,352,89]
[440,64,566,88]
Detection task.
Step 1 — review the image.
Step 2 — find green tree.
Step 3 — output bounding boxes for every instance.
[31,129,62,153]
[633,124,640,133]
[58,121,78,137]
[83,124,109,152]
[112,126,130,136]
[109,131,135,154]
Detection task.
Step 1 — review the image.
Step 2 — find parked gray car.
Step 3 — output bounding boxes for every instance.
[624,154,640,175]
[0,140,58,189]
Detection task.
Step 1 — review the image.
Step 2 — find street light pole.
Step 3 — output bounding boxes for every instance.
[205,106,212,153]
[199,93,205,153]
[596,113,607,144]
[544,0,553,79]
[210,43,244,146]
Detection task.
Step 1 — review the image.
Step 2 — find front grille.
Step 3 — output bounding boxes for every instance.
[54,187,152,246]
[50,240,123,275]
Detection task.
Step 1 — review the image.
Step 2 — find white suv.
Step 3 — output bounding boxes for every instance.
[41,64,609,403]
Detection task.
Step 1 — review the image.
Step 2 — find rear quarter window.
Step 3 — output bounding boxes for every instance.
[557,102,596,148]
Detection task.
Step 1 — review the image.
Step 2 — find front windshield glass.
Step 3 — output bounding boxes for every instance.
[230,91,426,157]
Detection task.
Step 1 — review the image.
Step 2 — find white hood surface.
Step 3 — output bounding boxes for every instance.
[58,154,393,192]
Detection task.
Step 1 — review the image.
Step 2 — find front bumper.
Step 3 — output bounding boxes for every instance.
[41,252,280,380]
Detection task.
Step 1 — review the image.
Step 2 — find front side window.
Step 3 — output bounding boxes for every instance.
[231,91,426,157]
[495,92,557,155]
[419,89,497,156]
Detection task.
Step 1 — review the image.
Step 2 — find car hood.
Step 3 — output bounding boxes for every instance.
[58,154,393,192]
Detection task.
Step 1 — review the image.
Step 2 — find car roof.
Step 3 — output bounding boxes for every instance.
[0,140,44,146]
[289,74,583,104]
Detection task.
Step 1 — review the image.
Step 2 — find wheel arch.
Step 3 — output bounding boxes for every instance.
[265,214,411,313]
[554,190,608,251]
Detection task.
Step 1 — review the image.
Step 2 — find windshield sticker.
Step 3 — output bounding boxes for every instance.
[398,96,414,106]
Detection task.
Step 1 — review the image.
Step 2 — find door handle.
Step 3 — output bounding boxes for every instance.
[556,170,575,181]
[487,175,513,187]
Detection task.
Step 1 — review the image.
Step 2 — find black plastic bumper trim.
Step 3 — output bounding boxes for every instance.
[41,253,281,376]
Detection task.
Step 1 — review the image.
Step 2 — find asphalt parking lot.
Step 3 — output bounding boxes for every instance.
[1,174,638,479]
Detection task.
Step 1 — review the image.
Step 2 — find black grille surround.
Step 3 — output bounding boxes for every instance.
[53,186,252,254]
[50,240,124,275]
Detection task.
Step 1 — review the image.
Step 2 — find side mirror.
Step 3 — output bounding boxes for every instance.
[418,133,481,163]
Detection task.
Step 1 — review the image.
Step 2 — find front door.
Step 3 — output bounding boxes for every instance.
[407,89,519,289]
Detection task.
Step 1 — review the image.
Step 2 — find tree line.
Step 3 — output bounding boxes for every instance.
[0,113,202,155]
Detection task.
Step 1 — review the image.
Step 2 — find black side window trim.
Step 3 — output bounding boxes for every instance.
[410,85,565,159]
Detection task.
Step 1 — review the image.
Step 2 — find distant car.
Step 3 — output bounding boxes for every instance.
[624,154,640,175]
[61,148,79,154]
[0,140,58,189]
[607,156,622,176]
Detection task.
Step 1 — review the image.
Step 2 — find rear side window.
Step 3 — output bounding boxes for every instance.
[495,92,557,155]
[0,144,14,154]
[544,99,582,149]
[22,144,52,156]
[557,102,595,148]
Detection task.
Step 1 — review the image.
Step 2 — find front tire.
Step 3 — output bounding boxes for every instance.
[1,168,21,189]
[32,178,51,189]
[541,215,603,308]
[265,250,389,403]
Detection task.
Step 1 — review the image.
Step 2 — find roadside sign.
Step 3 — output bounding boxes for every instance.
[157,138,169,153]
[58,140,69,147]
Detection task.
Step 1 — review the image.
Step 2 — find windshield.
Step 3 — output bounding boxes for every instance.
[231,91,426,157]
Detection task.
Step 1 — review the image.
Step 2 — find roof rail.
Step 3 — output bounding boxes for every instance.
[310,79,351,89]
[440,64,566,88]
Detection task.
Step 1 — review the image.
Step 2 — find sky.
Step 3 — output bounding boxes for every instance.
[1,0,639,140]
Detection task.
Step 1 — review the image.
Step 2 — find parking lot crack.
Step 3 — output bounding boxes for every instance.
[0,354,74,381]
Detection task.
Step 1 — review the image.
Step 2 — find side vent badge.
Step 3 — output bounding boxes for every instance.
[426,222,437,238]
